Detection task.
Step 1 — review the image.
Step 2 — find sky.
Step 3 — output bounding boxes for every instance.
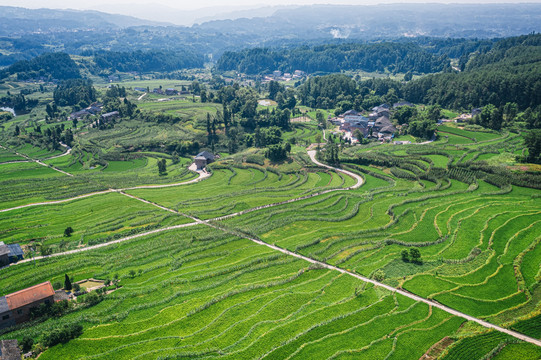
[2,0,541,12]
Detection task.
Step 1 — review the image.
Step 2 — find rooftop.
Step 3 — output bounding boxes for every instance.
[0,297,9,314]
[0,243,8,257]
[5,281,55,310]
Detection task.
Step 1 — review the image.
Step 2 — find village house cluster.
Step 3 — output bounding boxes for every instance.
[263,70,305,83]
[330,103,402,143]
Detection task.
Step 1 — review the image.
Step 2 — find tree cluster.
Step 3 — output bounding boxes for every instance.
[53,79,96,107]
[216,42,449,75]
[91,50,204,73]
[0,52,80,80]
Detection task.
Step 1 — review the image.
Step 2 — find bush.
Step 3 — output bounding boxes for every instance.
[20,336,33,352]
[42,323,83,347]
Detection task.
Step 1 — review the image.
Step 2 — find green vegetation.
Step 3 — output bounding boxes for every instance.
[0,30,540,359]
[216,42,449,75]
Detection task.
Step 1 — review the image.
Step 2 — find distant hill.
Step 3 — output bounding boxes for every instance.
[196,3,541,40]
[0,6,169,36]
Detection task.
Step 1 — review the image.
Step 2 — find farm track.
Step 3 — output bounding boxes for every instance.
[0,170,210,213]
[0,142,73,174]
[4,146,540,349]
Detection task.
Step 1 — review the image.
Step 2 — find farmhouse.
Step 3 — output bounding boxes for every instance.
[0,242,23,267]
[0,281,55,329]
[101,111,119,122]
[69,109,91,120]
[165,88,178,95]
[194,151,215,170]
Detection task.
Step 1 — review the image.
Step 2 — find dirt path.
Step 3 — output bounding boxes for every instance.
[0,143,74,176]
[0,169,209,213]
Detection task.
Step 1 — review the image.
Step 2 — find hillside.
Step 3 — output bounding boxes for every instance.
[0,6,169,36]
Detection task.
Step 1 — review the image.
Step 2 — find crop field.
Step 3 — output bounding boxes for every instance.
[0,192,193,250]
[0,226,464,360]
[1,105,540,359]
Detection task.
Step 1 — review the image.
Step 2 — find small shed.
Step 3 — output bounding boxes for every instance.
[194,151,215,170]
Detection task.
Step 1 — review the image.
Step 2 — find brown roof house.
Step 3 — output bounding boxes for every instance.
[0,281,55,329]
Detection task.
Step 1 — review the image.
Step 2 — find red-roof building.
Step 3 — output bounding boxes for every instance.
[0,281,55,329]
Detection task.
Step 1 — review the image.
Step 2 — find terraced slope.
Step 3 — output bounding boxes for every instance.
[0,227,463,359]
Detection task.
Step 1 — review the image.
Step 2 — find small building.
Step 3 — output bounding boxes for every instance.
[165,88,178,96]
[194,156,208,170]
[0,282,55,329]
[100,111,119,122]
[69,109,91,120]
[0,242,23,267]
[472,108,482,117]
[273,70,282,78]
[0,339,21,360]
[153,88,164,95]
[393,101,413,108]
[134,87,147,92]
[194,151,215,170]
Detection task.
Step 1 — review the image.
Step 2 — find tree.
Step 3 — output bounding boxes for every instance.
[393,106,418,125]
[64,226,74,237]
[42,323,83,347]
[316,111,325,127]
[73,283,81,292]
[157,158,167,175]
[401,249,410,262]
[14,124,20,136]
[409,248,422,264]
[404,71,413,81]
[523,129,541,164]
[64,274,72,291]
[20,336,34,352]
[129,269,136,278]
[373,270,385,282]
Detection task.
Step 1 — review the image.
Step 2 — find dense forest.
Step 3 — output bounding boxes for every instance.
[89,50,205,74]
[0,52,80,81]
[403,34,541,110]
[216,43,450,75]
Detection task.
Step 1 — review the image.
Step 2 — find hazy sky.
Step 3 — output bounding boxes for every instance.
[2,0,541,11]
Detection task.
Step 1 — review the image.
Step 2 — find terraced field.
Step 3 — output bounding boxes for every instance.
[0,226,464,360]
[0,123,540,359]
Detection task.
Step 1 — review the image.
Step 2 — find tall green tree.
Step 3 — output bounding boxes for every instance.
[64,274,72,291]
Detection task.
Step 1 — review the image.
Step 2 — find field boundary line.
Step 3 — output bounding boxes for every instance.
[0,170,210,213]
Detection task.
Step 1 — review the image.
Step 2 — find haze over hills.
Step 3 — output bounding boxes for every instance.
[88,3,293,26]
[1,3,541,39]
[195,3,541,40]
[0,6,170,35]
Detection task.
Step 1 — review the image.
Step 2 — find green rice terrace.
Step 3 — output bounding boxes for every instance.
[0,75,540,359]
[0,119,540,359]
